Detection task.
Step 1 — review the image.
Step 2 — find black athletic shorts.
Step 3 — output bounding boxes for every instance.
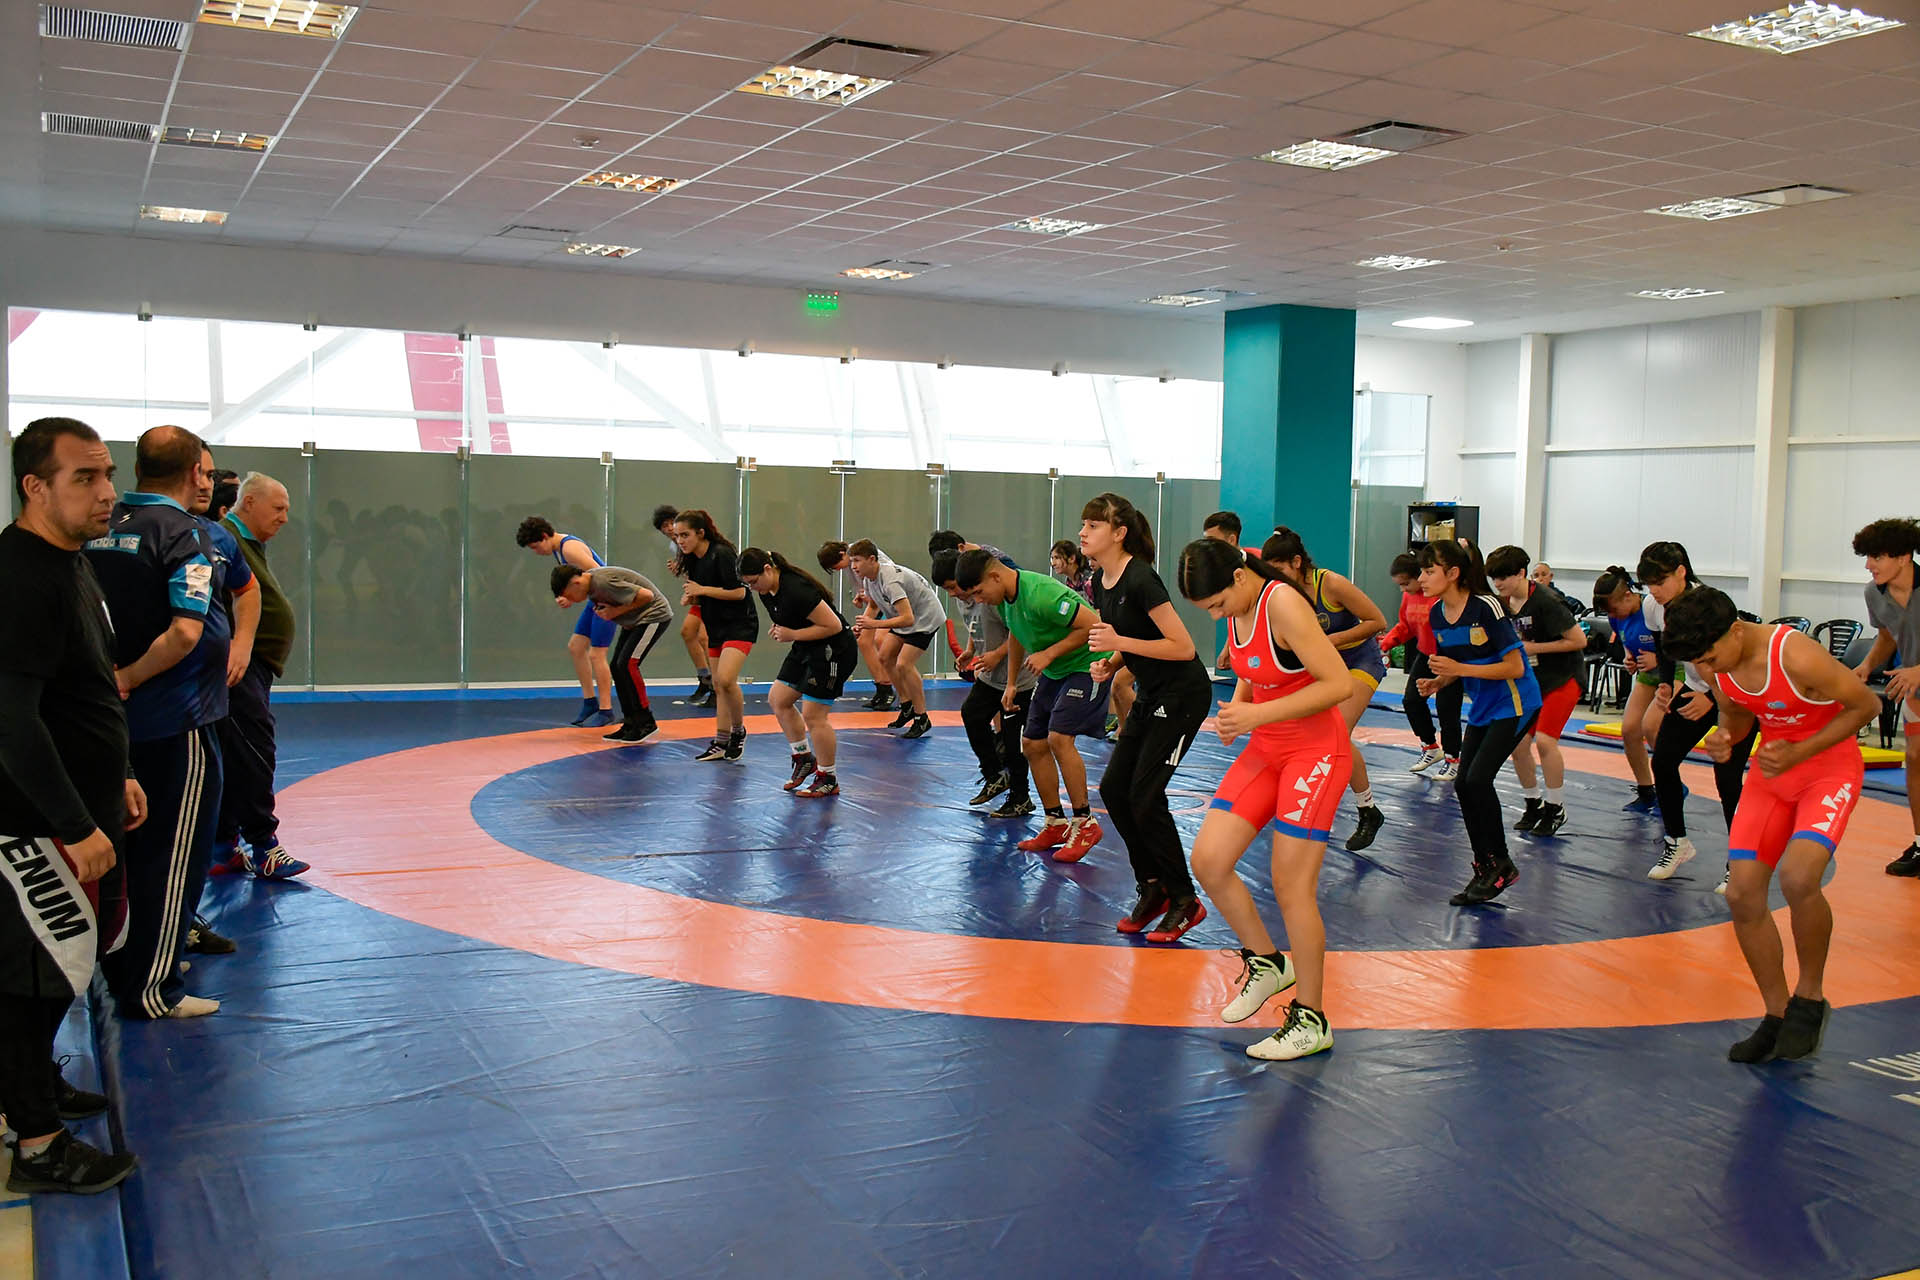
[778,635,857,704]
[893,627,940,653]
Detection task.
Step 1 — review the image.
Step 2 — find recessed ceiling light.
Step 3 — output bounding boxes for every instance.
[1646,195,1777,220]
[1142,294,1221,307]
[737,65,892,106]
[1740,183,1850,205]
[575,171,682,194]
[196,0,357,40]
[158,125,273,152]
[1002,216,1104,236]
[1356,254,1444,271]
[1392,316,1473,330]
[564,242,639,258]
[1689,3,1902,54]
[140,204,227,224]
[1632,288,1727,300]
[840,259,941,281]
[1257,139,1397,170]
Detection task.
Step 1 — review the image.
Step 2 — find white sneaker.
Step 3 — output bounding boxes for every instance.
[1246,1001,1333,1061]
[166,995,220,1018]
[1429,758,1459,782]
[1409,747,1444,774]
[1221,949,1296,1023]
[1714,864,1730,896]
[1647,837,1696,880]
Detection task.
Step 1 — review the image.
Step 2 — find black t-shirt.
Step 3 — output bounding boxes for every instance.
[1091,556,1209,701]
[684,543,758,640]
[759,570,846,645]
[1513,584,1581,692]
[0,524,129,843]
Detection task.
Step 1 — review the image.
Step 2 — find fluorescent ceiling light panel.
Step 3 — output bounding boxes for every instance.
[1257,139,1396,170]
[140,204,227,224]
[737,65,892,106]
[1002,216,1103,236]
[1689,3,1901,54]
[1356,254,1444,271]
[1646,195,1776,220]
[575,171,682,194]
[564,242,639,258]
[840,260,942,280]
[1142,294,1221,307]
[1632,288,1726,300]
[158,125,272,152]
[197,0,357,39]
[1741,183,1850,205]
[1392,316,1473,330]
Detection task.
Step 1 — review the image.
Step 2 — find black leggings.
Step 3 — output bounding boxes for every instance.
[0,992,73,1140]
[1405,651,1463,756]
[611,619,669,730]
[1652,694,1754,839]
[1098,678,1212,898]
[962,680,1031,801]
[1457,713,1536,867]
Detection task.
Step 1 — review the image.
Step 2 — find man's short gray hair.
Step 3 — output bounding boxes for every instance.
[239,471,287,501]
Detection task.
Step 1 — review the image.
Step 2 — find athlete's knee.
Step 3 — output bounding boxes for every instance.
[1190,840,1236,889]
[1724,873,1769,921]
[1777,860,1826,907]
[1020,736,1049,761]
[1047,732,1078,756]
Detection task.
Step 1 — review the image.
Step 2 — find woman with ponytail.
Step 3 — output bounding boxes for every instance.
[739,548,857,798]
[1593,565,1661,811]
[1637,541,1755,890]
[672,510,757,763]
[1260,527,1390,852]
[1177,537,1353,1061]
[1078,493,1213,942]
[1418,538,1541,906]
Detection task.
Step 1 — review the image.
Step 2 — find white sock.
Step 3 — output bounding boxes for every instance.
[1546,787,1564,806]
[1353,787,1374,809]
[1523,785,1542,801]
[791,739,811,756]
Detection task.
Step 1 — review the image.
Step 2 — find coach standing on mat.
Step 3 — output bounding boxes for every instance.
[84,425,234,1020]
[212,473,309,880]
[0,417,143,1195]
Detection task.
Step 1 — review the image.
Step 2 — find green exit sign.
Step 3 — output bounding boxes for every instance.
[805,290,840,313]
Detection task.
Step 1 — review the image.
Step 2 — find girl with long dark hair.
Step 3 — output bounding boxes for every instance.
[1593,566,1661,811]
[671,510,757,762]
[1261,527,1390,851]
[1417,538,1541,905]
[1178,538,1353,1060]
[1078,493,1213,942]
[1637,541,1755,890]
[739,548,857,798]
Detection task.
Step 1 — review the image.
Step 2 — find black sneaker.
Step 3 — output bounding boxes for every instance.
[1515,798,1544,833]
[990,797,1036,819]
[1344,804,1384,852]
[690,682,716,708]
[970,774,1010,806]
[54,1060,108,1120]
[1774,995,1830,1060]
[903,713,933,740]
[185,916,235,955]
[608,721,658,744]
[888,703,917,730]
[724,736,745,765]
[1729,1014,1783,1064]
[5,1130,137,1196]
[865,686,896,712]
[1531,803,1567,837]
[1116,883,1171,934]
[1886,843,1920,877]
[783,753,818,791]
[693,741,728,763]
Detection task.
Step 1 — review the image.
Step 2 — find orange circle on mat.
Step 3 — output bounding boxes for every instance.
[280,714,1920,1031]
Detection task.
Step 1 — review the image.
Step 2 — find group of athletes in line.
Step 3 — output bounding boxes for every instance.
[513,501,1920,1067]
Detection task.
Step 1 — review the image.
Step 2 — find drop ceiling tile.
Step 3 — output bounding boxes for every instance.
[1032,0,1225,41]
[963,23,1136,70]
[349,12,508,59]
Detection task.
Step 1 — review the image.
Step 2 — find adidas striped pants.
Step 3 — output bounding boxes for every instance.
[104,724,222,1020]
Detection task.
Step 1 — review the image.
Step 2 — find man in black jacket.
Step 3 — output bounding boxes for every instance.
[0,417,143,1194]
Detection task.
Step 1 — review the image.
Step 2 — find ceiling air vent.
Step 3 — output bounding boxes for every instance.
[39,5,190,50]
[497,224,577,241]
[786,37,937,80]
[1337,121,1465,153]
[41,111,157,143]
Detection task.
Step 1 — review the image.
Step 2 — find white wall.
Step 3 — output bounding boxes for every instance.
[1353,333,1467,495]
[1456,338,1520,552]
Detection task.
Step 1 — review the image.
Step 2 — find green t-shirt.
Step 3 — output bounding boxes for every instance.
[997,570,1093,678]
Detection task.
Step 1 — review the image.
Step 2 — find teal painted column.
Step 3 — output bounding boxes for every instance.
[1220,305,1356,573]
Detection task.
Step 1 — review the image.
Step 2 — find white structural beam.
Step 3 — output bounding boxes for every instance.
[1090,375,1134,475]
[1515,332,1550,556]
[1749,306,1794,619]
[202,328,364,443]
[568,343,732,461]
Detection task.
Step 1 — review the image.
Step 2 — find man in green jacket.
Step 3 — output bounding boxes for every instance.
[212,473,308,880]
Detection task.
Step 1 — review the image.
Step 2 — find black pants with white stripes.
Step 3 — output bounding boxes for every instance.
[217,658,279,853]
[105,725,222,1020]
[961,679,1032,802]
[611,619,669,732]
[1099,676,1211,899]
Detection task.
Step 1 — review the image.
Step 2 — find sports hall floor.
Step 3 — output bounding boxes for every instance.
[18,680,1920,1280]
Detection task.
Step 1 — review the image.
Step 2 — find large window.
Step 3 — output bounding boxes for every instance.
[7,307,1222,480]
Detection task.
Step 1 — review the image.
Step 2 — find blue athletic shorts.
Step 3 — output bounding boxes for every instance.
[1023,670,1111,741]
[573,606,616,648]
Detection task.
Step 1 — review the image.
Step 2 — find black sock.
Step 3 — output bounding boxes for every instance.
[1045,806,1065,818]
[1637,784,1655,801]
[1072,805,1091,818]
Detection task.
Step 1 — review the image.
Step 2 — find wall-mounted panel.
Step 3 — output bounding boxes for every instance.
[1791,298,1920,439]
[1550,314,1759,449]
[1541,448,1752,582]
[1781,441,1920,579]
[1463,339,1519,452]
[1459,455,1516,552]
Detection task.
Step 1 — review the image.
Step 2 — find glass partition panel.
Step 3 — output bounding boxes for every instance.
[612,459,739,564]
[210,446,312,688]
[841,468,947,670]
[1159,477,1224,658]
[309,450,462,684]
[742,464,843,681]
[466,454,609,684]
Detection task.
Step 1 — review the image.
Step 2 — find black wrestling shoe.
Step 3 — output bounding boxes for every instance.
[1515,798,1544,833]
[989,797,1035,819]
[1774,996,1831,1061]
[903,713,933,740]
[888,703,917,730]
[1886,842,1920,877]
[185,916,235,955]
[970,773,1010,807]
[1344,804,1384,852]
[54,1059,108,1120]
[783,752,818,791]
[864,685,896,712]
[1531,803,1566,837]
[1115,883,1171,935]
[1729,1015,1783,1064]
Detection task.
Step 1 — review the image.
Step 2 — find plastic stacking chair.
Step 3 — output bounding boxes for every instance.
[1812,619,1863,661]
[1737,610,1761,624]
[1581,617,1619,712]
[1768,616,1813,634]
